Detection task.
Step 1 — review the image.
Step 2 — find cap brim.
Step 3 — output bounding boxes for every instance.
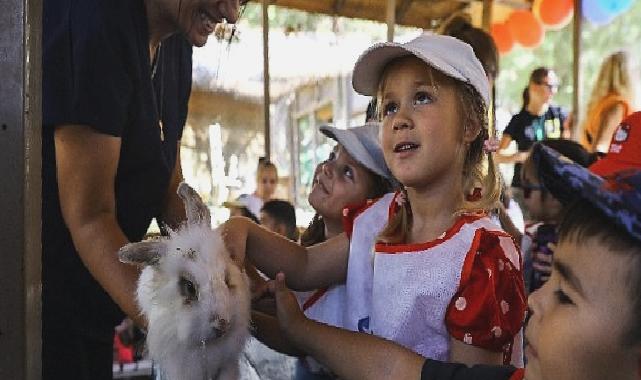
[534,144,604,206]
[222,201,244,208]
[319,125,382,177]
[352,42,467,96]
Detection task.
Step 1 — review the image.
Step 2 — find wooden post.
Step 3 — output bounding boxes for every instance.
[573,0,582,139]
[482,0,493,32]
[387,0,396,42]
[262,0,271,160]
[0,0,42,379]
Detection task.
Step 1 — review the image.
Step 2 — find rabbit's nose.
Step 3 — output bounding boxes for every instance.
[210,316,229,338]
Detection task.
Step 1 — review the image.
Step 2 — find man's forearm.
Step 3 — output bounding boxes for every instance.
[69,213,145,327]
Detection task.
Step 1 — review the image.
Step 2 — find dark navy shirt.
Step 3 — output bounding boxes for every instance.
[503,106,566,187]
[421,359,521,380]
[42,0,192,340]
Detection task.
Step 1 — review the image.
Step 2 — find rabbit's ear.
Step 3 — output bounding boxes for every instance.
[118,240,167,266]
[177,182,211,227]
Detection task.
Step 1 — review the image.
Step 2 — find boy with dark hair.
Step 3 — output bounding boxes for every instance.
[260,200,298,242]
[263,113,641,380]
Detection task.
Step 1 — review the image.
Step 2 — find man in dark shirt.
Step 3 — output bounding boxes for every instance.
[42,0,242,378]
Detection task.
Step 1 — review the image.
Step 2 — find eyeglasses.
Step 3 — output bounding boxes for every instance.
[534,81,559,92]
[523,183,545,199]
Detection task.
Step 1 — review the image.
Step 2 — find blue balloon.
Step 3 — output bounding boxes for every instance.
[584,0,616,25]
[597,0,634,15]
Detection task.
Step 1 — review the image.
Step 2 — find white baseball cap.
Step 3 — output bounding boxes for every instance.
[319,122,395,183]
[352,33,490,107]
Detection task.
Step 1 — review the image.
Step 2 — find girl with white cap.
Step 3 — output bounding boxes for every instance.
[224,33,525,367]
[251,123,394,379]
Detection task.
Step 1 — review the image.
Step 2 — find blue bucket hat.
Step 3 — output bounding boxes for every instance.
[532,144,641,242]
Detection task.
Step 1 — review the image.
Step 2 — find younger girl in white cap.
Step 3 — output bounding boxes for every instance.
[224,33,525,367]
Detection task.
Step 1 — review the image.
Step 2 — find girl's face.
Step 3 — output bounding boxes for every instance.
[256,167,278,201]
[525,238,640,380]
[308,146,376,222]
[175,0,241,47]
[379,57,477,190]
[529,72,558,106]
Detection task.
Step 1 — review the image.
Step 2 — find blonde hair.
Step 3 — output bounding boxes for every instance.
[256,158,278,180]
[581,51,634,148]
[377,62,501,244]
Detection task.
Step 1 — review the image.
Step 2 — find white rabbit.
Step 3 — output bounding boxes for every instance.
[119,182,250,380]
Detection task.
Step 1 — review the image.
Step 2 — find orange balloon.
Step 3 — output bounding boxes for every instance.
[490,22,515,55]
[507,10,545,48]
[539,0,574,29]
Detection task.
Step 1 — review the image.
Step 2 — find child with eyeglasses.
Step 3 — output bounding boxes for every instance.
[518,139,596,292]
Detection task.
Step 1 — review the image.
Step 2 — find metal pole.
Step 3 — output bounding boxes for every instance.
[262,0,271,160]
[386,0,396,42]
[572,0,582,139]
[0,0,42,378]
[482,0,493,32]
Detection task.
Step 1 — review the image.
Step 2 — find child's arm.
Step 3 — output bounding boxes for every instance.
[449,339,503,366]
[251,310,304,357]
[223,216,350,290]
[271,273,425,380]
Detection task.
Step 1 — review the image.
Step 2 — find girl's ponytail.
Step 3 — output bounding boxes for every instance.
[378,188,411,244]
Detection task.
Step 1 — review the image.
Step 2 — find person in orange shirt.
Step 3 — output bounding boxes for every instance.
[580,51,634,153]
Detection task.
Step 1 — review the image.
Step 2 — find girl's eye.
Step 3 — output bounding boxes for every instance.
[383,102,398,117]
[343,166,354,180]
[554,289,574,305]
[327,151,336,161]
[415,91,433,105]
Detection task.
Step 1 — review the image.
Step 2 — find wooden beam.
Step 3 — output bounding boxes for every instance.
[572,0,582,139]
[333,0,347,14]
[386,0,396,42]
[396,0,413,24]
[262,0,271,160]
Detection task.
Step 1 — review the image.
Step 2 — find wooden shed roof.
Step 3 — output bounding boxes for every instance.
[248,0,532,30]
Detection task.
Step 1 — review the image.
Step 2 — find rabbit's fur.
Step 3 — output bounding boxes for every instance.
[119,183,250,380]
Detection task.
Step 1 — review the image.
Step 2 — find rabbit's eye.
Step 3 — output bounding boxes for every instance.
[225,271,235,290]
[179,276,198,303]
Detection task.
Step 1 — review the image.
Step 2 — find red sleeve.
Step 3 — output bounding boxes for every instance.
[510,369,525,380]
[446,229,527,356]
[341,198,379,239]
